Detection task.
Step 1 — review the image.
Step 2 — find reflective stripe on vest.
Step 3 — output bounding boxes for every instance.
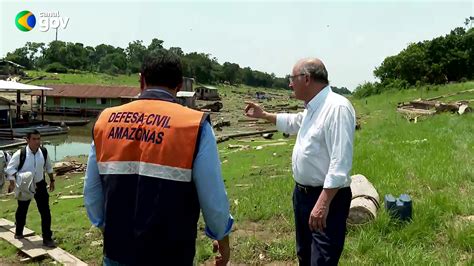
[93,99,205,182]
[97,161,191,182]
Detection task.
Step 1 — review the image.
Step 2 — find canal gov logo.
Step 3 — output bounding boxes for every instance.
[15,10,36,31]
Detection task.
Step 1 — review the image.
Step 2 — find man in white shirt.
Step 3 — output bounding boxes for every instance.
[0,150,11,193]
[6,130,56,247]
[245,58,355,265]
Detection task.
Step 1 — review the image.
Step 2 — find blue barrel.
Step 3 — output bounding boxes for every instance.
[384,194,412,221]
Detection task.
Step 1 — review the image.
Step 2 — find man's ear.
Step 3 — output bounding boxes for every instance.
[305,74,310,85]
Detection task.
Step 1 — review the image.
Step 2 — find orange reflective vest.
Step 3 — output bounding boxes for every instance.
[94,98,206,182]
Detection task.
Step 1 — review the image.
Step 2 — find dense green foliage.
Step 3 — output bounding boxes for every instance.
[4,39,290,89]
[354,24,473,98]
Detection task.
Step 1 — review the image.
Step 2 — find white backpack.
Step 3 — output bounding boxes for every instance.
[15,171,35,201]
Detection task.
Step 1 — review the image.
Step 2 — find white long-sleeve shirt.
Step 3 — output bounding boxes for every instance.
[276,86,356,189]
[6,146,53,183]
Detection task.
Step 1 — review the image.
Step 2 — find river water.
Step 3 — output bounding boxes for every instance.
[5,116,95,162]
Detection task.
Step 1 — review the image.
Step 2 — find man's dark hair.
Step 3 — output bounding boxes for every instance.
[26,129,40,139]
[140,49,183,89]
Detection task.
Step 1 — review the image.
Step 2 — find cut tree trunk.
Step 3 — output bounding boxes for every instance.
[348,174,380,225]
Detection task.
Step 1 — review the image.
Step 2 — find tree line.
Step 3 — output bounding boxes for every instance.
[354,21,474,98]
[3,38,291,89]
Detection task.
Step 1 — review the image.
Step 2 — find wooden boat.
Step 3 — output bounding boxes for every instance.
[48,119,90,126]
[0,125,69,138]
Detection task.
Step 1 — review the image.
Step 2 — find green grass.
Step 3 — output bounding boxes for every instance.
[1,81,473,265]
[25,70,138,86]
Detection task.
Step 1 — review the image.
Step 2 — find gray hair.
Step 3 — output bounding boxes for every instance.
[300,60,329,84]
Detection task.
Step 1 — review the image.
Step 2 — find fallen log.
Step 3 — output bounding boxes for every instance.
[348,174,380,225]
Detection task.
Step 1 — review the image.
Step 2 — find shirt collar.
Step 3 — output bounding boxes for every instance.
[27,145,38,155]
[306,85,331,112]
[138,87,177,103]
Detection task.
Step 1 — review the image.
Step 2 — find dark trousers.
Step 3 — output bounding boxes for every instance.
[293,184,352,266]
[15,180,52,240]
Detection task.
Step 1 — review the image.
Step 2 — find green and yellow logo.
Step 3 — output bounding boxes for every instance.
[15,10,36,31]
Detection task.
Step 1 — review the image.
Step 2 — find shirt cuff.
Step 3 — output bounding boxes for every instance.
[7,175,15,181]
[323,173,350,189]
[205,216,234,240]
[276,113,289,132]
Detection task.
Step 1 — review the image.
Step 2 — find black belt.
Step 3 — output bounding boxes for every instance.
[295,183,322,194]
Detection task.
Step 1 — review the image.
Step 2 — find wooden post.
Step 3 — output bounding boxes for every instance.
[41,90,44,121]
[16,90,21,120]
[8,107,13,140]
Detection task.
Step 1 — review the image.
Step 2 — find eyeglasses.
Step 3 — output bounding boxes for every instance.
[288,73,306,83]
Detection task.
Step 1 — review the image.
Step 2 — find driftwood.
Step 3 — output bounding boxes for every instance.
[53,161,86,176]
[348,174,380,225]
[398,99,471,115]
[213,120,231,129]
[216,129,278,143]
[200,102,223,112]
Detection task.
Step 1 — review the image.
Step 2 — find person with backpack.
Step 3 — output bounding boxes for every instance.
[6,129,56,247]
[0,150,11,193]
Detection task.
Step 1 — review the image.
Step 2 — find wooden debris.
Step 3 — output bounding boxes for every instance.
[200,101,223,112]
[348,174,380,225]
[235,184,252,188]
[53,161,86,176]
[425,89,474,101]
[262,133,273,139]
[0,218,35,237]
[0,192,14,198]
[58,195,83,200]
[213,120,231,129]
[238,118,258,122]
[0,227,47,258]
[47,247,87,265]
[216,129,278,143]
[458,104,471,115]
[259,142,287,148]
[397,98,471,122]
[0,219,87,265]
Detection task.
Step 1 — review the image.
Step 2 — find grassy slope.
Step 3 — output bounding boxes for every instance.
[1,78,473,265]
[26,70,138,86]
